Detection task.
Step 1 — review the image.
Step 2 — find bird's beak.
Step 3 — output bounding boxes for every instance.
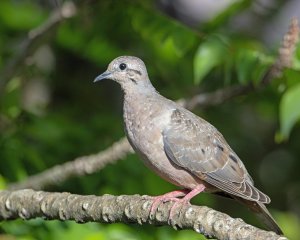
[94,70,112,83]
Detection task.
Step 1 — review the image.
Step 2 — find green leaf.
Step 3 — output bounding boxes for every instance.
[194,36,228,84]
[235,49,273,85]
[282,69,300,88]
[0,175,7,189]
[279,83,300,140]
[293,42,300,69]
[2,77,22,119]
[130,5,197,58]
[0,1,45,30]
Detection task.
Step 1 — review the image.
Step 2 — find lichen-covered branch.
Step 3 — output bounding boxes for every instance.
[0,189,286,240]
[8,17,299,191]
[0,1,77,95]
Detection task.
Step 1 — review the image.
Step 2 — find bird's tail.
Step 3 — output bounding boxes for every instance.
[238,198,283,235]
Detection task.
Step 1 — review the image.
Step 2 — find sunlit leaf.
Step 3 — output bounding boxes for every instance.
[279,83,300,140]
[0,175,6,189]
[194,36,228,84]
[282,69,300,88]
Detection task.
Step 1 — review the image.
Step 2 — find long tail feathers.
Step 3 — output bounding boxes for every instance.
[238,198,283,235]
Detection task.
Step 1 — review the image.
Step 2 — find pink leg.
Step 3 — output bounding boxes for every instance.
[168,184,206,222]
[150,189,189,217]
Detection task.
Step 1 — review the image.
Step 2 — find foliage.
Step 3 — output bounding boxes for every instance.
[0,0,300,239]
[279,82,300,140]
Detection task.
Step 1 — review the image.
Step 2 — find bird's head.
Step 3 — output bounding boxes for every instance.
[94,56,153,91]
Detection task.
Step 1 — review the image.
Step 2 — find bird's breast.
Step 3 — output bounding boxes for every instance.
[123,96,203,189]
[123,97,171,151]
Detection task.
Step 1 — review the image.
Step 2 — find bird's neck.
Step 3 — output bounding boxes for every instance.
[122,82,157,101]
[122,84,159,120]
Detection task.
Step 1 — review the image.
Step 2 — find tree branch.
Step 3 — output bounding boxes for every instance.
[180,84,253,110]
[0,189,286,240]
[0,1,77,95]
[9,137,132,190]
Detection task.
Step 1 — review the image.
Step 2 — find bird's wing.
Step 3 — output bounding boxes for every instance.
[162,108,270,203]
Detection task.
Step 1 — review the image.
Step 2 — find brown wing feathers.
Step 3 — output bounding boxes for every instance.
[163,108,270,204]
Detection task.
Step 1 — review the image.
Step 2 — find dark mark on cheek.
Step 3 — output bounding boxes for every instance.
[130,69,142,76]
[129,78,137,84]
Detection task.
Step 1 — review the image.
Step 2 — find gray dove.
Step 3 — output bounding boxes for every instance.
[94,56,283,235]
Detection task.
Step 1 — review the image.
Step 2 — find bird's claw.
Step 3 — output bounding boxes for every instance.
[150,196,180,219]
[167,200,190,225]
[149,189,188,219]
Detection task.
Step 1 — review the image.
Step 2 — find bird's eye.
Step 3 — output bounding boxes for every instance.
[119,63,127,70]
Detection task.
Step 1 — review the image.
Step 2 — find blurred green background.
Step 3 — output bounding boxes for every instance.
[1,0,300,239]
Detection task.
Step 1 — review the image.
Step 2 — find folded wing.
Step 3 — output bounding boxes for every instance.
[163,108,270,203]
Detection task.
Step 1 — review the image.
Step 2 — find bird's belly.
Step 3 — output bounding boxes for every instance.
[126,125,203,190]
[142,149,204,189]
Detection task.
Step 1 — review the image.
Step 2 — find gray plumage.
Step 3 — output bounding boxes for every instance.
[94,56,283,235]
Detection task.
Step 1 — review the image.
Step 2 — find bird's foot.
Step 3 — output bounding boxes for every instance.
[167,184,206,224]
[149,189,189,218]
[168,198,191,224]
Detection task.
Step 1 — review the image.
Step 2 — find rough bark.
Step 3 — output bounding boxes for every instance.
[0,189,287,240]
